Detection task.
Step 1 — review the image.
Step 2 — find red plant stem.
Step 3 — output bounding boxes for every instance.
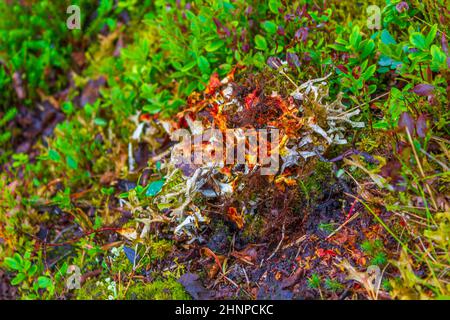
[346,196,359,221]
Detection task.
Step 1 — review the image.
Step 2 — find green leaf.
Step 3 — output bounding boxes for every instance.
[431,45,446,61]
[94,118,107,126]
[146,179,165,197]
[13,253,23,265]
[185,10,196,21]
[430,45,447,71]
[349,26,361,49]
[373,120,390,129]
[205,40,224,52]
[28,264,38,276]
[48,149,60,162]
[360,60,369,72]
[55,262,68,280]
[328,44,347,52]
[181,60,197,72]
[4,257,21,271]
[361,39,375,59]
[410,32,427,50]
[219,63,232,74]
[197,56,210,74]
[362,64,377,80]
[268,0,282,14]
[24,251,31,260]
[23,260,31,272]
[11,273,26,286]
[61,102,74,115]
[66,156,78,170]
[261,20,277,34]
[234,50,241,61]
[143,104,161,114]
[381,29,396,45]
[425,25,437,47]
[335,37,348,45]
[37,276,52,288]
[254,35,268,51]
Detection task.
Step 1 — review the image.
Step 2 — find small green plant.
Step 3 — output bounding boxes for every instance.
[329,25,377,99]
[324,278,344,292]
[361,239,388,266]
[307,273,321,289]
[318,223,335,234]
[3,251,57,299]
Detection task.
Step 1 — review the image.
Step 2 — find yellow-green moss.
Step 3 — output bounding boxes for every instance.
[75,278,110,300]
[300,161,334,201]
[242,213,265,241]
[148,238,174,262]
[125,278,190,300]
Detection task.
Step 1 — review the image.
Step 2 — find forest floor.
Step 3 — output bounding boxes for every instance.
[0,0,449,300]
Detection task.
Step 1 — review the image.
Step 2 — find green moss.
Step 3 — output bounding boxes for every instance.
[108,239,173,276]
[75,278,110,300]
[125,278,190,300]
[299,161,333,202]
[148,238,174,262]
[110,248,134,274]
[242,214,265,242]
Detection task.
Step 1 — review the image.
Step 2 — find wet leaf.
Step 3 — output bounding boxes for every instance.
[286,52,300,68]
[267,56,282,70]
[280,268,303,289]
[412,84,434,96]
[178,273,213,300]
[231,245,258,265]
[416,114,428,138]
[294,27,308,42]
[398,112,415,135]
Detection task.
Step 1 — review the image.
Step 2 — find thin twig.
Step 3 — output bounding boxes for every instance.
[326,212,360,240]
[267,223,285,261]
